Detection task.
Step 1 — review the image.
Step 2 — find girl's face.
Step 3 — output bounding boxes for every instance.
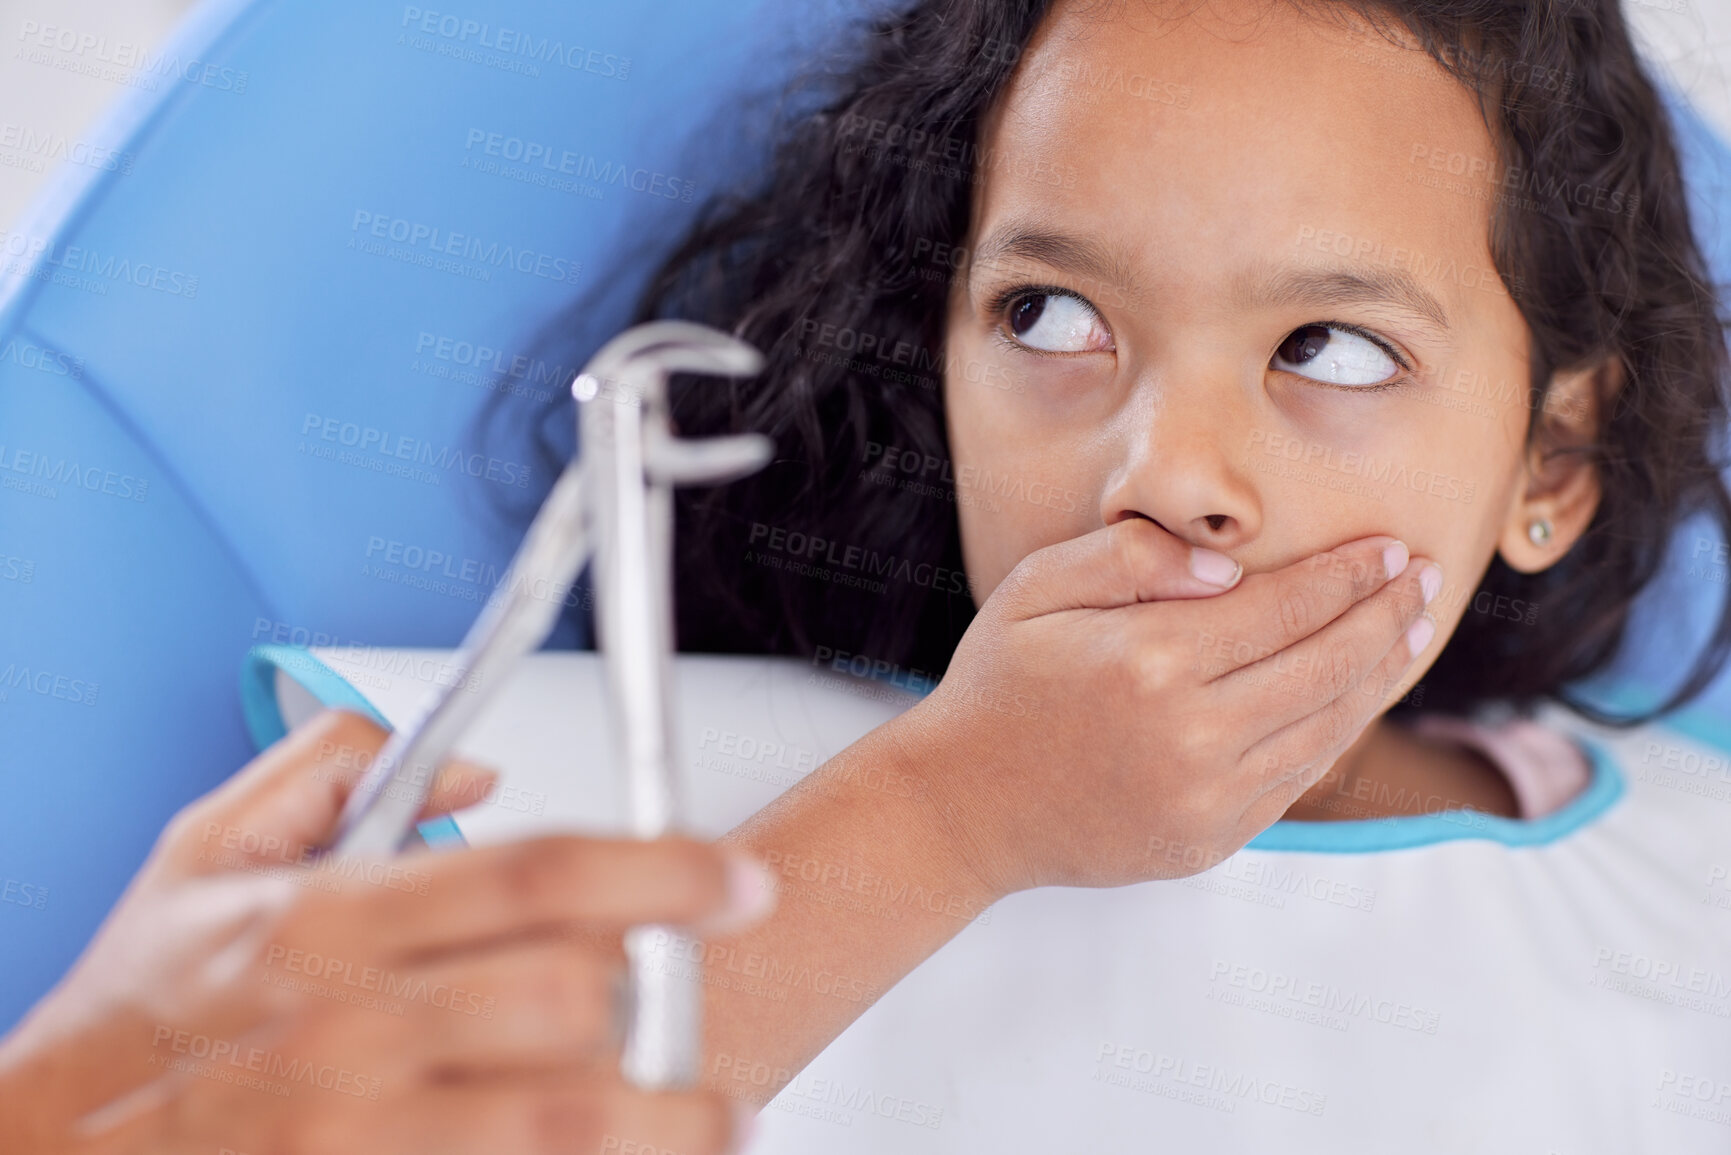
[944,0,1583,706]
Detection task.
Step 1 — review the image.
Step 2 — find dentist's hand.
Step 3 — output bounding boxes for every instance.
[0,710,769,1155]
[893,517,1440,897]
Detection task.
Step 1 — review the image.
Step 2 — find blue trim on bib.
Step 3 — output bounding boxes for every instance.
[240,645,467,850]
[1245,735,1624,853]
[242,645,389,749]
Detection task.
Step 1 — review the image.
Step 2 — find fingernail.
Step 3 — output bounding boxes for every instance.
[1419,564,1443,606]
[1405,613,1436,656]
[728,1099,760,1155]
[1189,547,1242,588]
[701,853,777,936]
[1382,541,1409,581]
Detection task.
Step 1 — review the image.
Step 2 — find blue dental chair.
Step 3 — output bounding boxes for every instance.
[0,0,884,1029]
[1,0,1727,1033]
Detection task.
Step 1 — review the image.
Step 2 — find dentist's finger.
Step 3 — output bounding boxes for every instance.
[313,938,627,1077]
[1188,534,1409,674]
[993,516,1243,619]
[283,837,775,964]
[167,710,498,878]
[1207,557,1439,734]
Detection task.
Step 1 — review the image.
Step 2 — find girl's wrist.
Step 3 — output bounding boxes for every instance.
[876,702,1020,908]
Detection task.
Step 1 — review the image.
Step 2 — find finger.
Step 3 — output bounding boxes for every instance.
[421,763,503,818]
[182,708,383,826]
[1239,601,1437,798]
[323,939,626,1077]
[992,517,1243,620]
[287,837,774,964]
[364,1076,742,1155]
[170,710,499,877]
[1188,534,1410,674]
[1207,556,1438,733]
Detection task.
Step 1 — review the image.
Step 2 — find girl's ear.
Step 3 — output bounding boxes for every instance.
[1496,356,1623,574]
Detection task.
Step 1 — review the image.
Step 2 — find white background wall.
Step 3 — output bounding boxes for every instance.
[0,0,201,229]
[0,0,1726,232]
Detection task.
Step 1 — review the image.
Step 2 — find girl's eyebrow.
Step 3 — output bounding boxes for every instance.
[969,223,1141,296]
[1241,261,1454,339]
[971,223,1455,341]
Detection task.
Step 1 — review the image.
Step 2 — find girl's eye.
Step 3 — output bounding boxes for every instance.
[1005,292,1111,353]
[1272,324,1402,387]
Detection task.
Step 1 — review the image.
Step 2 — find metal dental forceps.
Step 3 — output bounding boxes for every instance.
[326,321,771,1089]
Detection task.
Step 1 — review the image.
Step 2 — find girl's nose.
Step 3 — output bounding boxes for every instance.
[1098,383,1262,551]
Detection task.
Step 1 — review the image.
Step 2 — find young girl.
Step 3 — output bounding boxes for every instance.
[537,0,1731,1148]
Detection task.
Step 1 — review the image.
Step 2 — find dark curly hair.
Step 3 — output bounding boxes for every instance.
[507,0,1731,726]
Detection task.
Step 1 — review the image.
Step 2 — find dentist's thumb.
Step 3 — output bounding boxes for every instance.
[155,709,498,879]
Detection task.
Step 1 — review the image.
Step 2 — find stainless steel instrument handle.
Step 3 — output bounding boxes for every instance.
[329,462,592,858]
[578,323,768,1090]
[321,321,770,1093]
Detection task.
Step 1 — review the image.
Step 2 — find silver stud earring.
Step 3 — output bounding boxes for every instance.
[1527,518,1554,547]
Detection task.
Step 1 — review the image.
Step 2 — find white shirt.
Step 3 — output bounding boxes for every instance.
[259,646,1731,1153]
